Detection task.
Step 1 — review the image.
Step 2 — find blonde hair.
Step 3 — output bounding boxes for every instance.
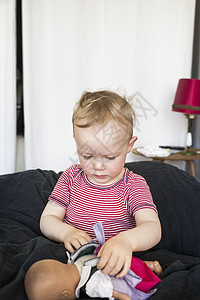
[72,90,135,138]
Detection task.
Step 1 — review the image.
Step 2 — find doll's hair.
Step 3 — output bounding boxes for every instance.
[72,90,135,139]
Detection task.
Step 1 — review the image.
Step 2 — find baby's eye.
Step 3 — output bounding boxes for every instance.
[82,155,92,160]
[106,156,116,160]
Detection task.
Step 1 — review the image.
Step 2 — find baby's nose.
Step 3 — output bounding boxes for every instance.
[93,158,106,170]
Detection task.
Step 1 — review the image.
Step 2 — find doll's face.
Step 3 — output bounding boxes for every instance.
[25,260,80,300]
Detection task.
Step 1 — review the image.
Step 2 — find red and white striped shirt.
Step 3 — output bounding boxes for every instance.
[49,165,157,240]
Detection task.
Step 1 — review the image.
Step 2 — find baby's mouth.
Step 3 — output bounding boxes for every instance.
[94,175,107,179]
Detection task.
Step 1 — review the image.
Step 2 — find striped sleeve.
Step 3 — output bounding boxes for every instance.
[126,173,157,216]
[48,165,79,208]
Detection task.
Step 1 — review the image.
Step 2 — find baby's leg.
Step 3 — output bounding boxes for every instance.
[24,259,80,300]
[144,261,162,276]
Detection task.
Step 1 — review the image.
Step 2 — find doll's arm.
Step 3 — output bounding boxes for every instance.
[113,290,131,300]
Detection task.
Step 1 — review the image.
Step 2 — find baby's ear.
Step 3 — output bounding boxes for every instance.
[127,136,138,152]
[59,289,74,299]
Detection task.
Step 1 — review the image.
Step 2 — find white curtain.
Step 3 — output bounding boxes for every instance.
[0,0,16,175]
[22,0,196,172]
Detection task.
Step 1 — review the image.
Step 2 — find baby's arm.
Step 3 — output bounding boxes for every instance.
[40,201,91,253]
[128,208,161,252]
[97,208,161,278]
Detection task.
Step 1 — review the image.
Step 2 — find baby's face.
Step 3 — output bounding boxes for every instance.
[74,121,136,185]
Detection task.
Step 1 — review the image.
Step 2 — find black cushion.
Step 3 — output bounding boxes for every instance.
[125,161,200,256]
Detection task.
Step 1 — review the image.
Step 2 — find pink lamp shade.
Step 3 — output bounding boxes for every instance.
[172,78,200,114]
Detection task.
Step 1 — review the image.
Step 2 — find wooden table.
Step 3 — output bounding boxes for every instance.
[132,147,200,178]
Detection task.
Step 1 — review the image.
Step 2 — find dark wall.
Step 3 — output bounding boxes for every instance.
[191,0,200,181]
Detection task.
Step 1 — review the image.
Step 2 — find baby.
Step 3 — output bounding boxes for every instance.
[25,90,162,299]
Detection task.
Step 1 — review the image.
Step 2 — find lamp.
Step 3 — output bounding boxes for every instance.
[172,78,200,154]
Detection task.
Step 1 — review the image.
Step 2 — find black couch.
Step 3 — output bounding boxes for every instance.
[1,161,200,299]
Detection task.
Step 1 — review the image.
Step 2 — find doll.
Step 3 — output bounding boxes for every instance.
[25,223,161,300]
[25,257,133,300]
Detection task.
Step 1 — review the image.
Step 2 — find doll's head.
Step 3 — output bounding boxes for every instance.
[24,259,80,300]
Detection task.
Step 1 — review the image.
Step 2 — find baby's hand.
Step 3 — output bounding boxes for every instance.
[97,232,132,278]
[63,228,91,253]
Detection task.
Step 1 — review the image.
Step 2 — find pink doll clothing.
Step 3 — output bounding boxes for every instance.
[130,257,161,293]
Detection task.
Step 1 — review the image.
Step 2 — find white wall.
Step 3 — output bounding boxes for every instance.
[22,0,195,172]
[0,0,16,174]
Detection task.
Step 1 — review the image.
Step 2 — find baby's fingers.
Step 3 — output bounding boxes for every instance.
[65,241,76,253]
[107,255,125,277]
[64,232,91,253]
[97,251,111,271]
[98,252,122,276]
[115,258,130,278]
